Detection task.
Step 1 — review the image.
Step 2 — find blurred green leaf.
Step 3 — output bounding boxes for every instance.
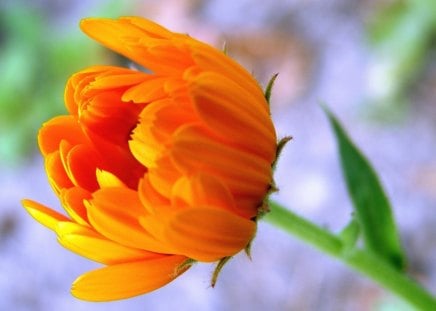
[366,0,436,113]
[0,4,113,166]
[324,106,405,270]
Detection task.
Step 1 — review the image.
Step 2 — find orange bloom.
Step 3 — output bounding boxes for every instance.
[23,17,277,301]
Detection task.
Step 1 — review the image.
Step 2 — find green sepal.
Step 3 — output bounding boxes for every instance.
[272,136,292,171]
[264,73,279,104]
[175,258,196,277]
[222,41,228,55]
[211,256,232,288]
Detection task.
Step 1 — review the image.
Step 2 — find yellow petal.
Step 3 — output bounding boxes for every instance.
[128,138,162,170]
[96,169,126,188]
[56,222,157,265]
[22,199,69,231]
[71,255,188,301]
[164,207,256,262]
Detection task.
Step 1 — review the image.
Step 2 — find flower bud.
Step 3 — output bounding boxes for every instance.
[23,17,277,301]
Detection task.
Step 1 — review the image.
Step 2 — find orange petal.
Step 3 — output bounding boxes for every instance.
[163,207,256,262]
[190,43,265,102]
[38,116,85,156]
[80,17,193,74]
[22,199,69,231]
[45,151,74,194]
[122,76,168,103]
[88,69,148,90]
[59,141,100,191]
[129,98,195,169]
[189,72,276,161]
[59,187,91,225]
[138,175,170,214]
[78,90,143,147]
[65,65,144,114]
[129,99,173,168]
[171,173,237,214]
[71,255,188,301]
[170,125,271,198]
[147,155,181,198]
[81,126,145,190]
[87,187,173,254]
[122,16,174,38]
[56,222,157,265]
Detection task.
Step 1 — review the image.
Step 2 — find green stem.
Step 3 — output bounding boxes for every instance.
[264,201,436,310]
[265,201,342,257]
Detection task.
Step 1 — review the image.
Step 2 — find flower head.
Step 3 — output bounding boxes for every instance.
[23,17,277,301]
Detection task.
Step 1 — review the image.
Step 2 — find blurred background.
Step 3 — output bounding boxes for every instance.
[1,0,436,310]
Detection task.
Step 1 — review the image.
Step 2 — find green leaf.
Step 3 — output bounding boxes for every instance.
[323,106,405,270]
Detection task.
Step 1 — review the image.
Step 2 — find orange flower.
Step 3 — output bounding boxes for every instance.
[22,17,277,301]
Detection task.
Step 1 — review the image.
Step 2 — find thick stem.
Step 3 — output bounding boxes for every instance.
[264,201,436,310]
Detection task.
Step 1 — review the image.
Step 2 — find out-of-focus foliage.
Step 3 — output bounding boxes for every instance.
[0,3,126,167]
[366,0,436,115]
